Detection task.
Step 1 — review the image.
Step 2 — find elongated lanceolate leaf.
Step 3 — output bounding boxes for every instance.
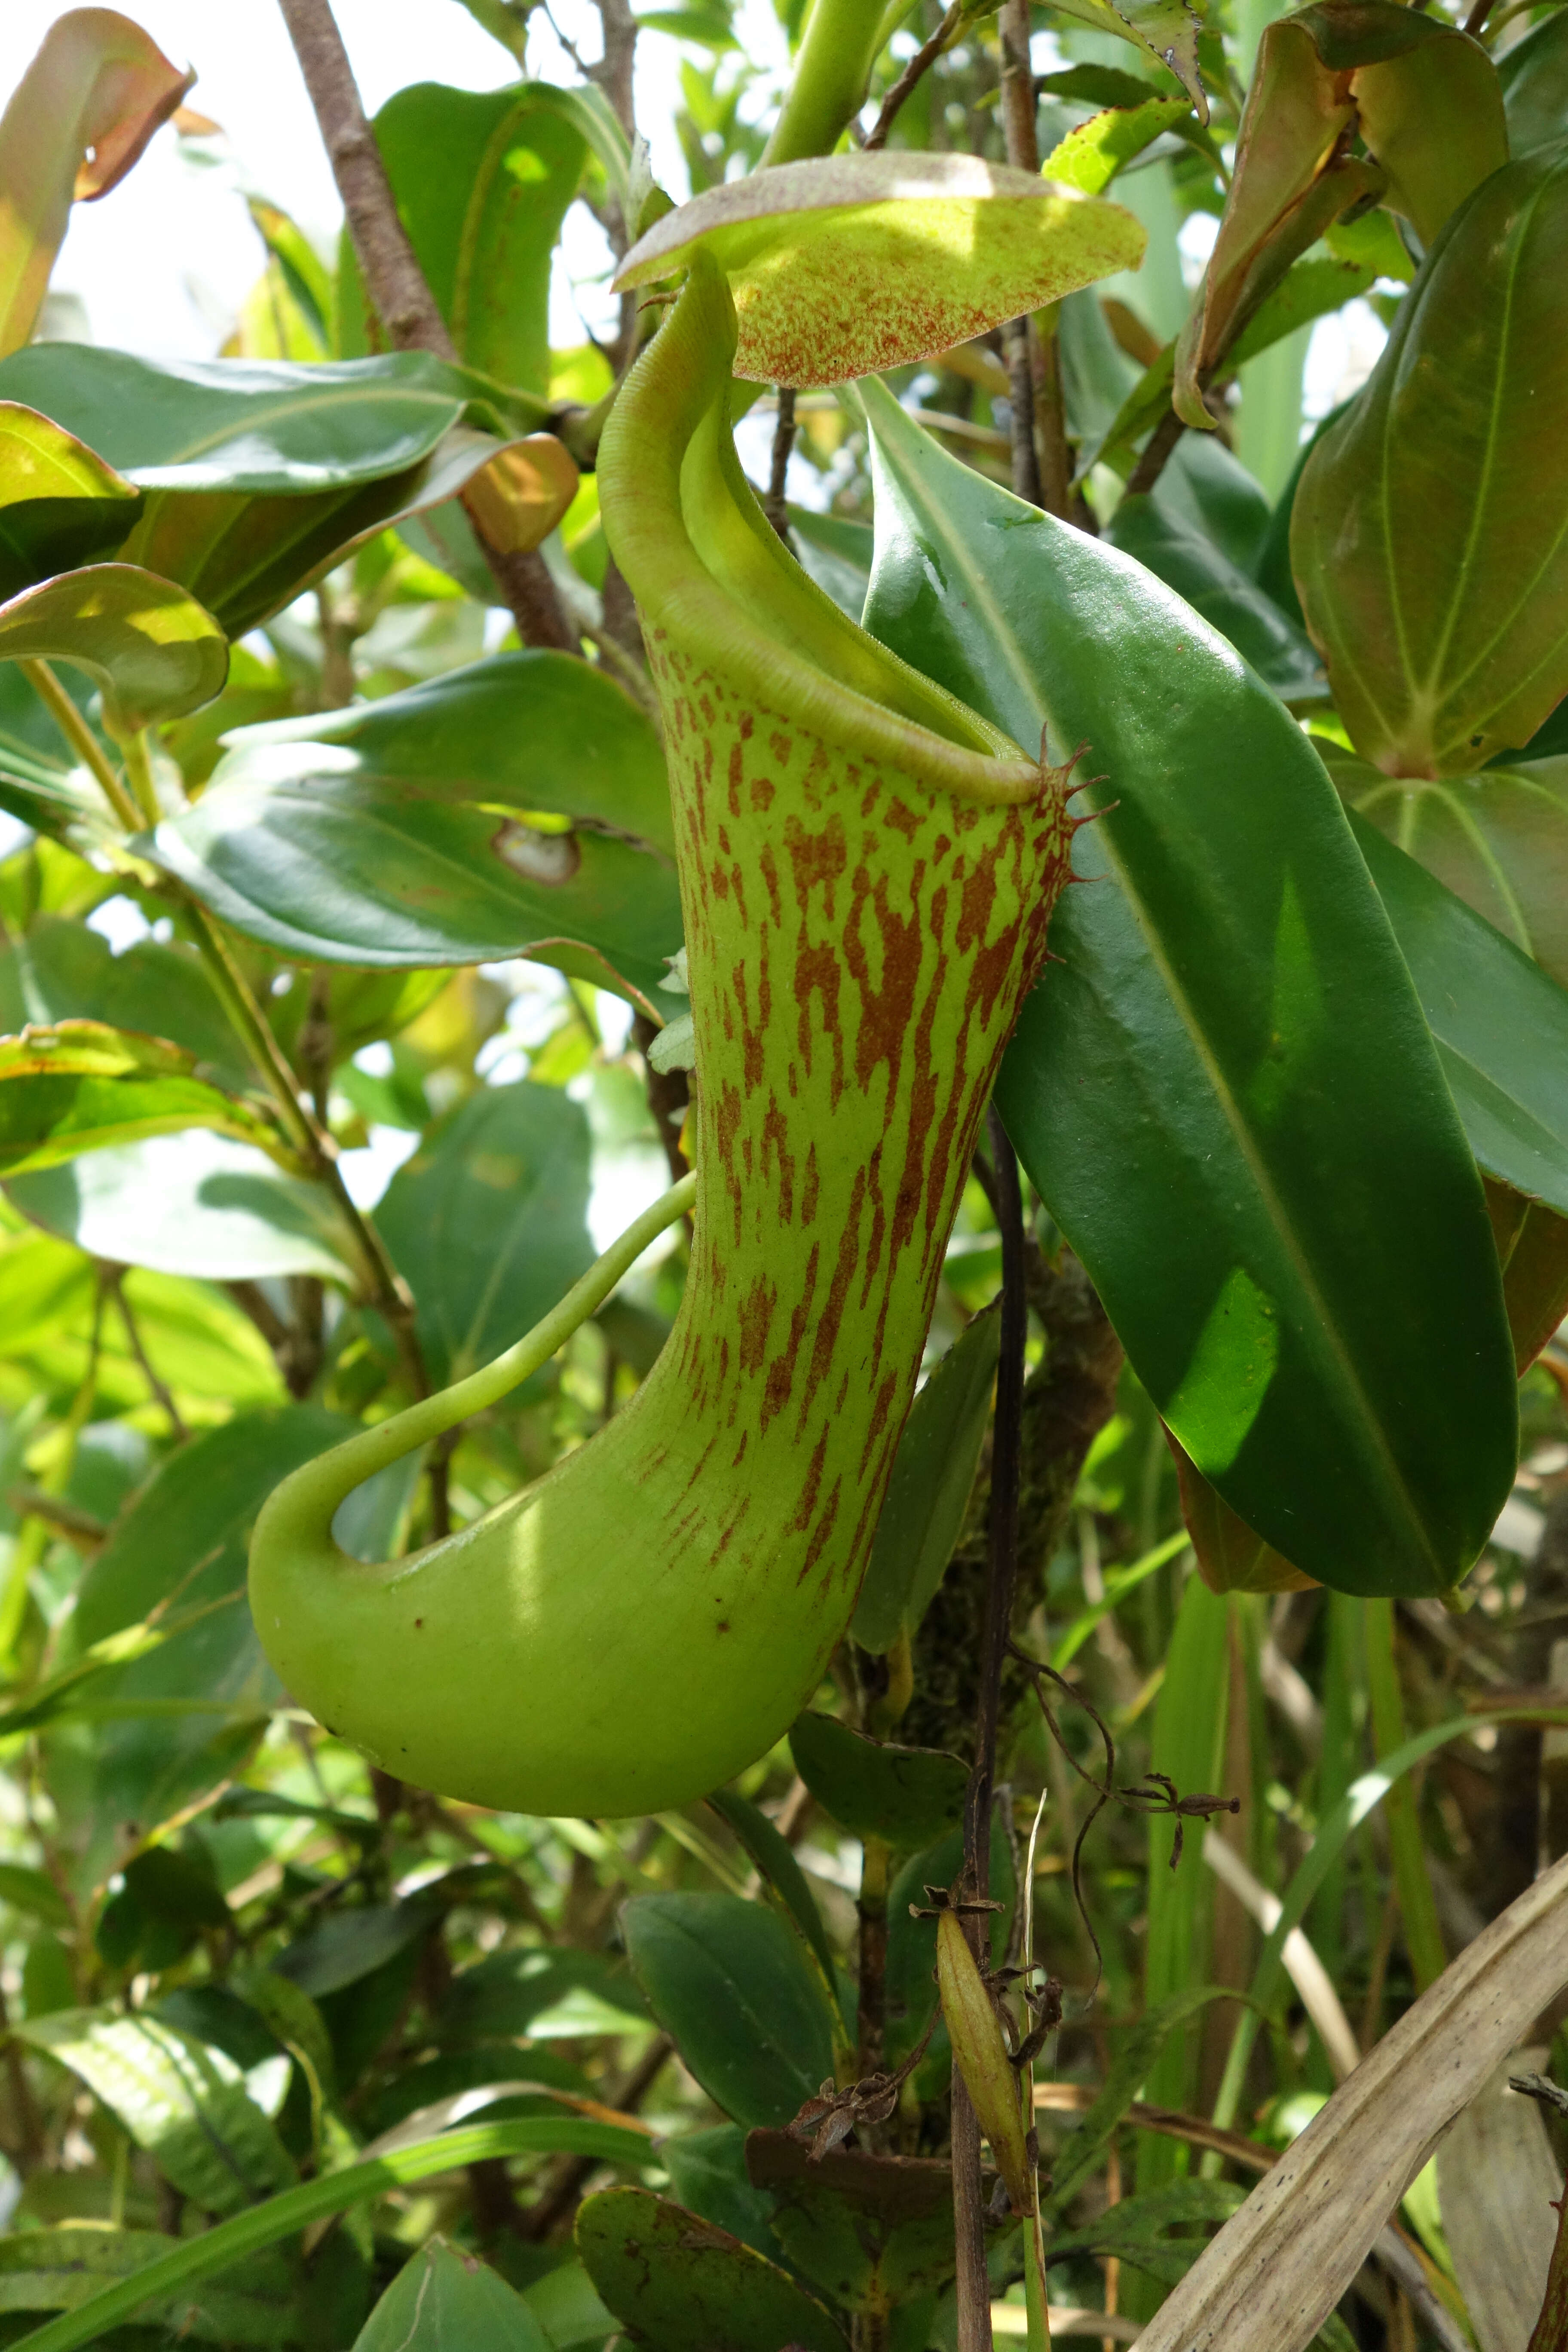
[0,11,192,358]
[142,652,679,1007]
[0,564,226,735]
[615,154,1145,384]
[0,344,542,490]
[1498,6,1568,158]
[0,1020,282,1174]
[339,83,586,401]
[1105,495,1325,705]
[18,2009,295,2216]
[0,403,140,600]
[852,1302,999,1654]
[115,424,539,640]
[861,381,1516,1599]
[1293,151,1568,778]
[1348,813,1568,1224]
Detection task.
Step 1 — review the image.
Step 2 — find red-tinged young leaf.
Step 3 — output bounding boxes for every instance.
[0,8,193,358]
[0,562,226,738]
[1292,153,1568,776]
[614,155,1144,384]
[1484,1179,1568,1377]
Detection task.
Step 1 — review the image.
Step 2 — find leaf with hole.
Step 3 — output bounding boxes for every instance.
[141,652,680,1010]
[615,153,1145,384]
[1292,152,1568,776]
[622,1892,836,2131]
[861,380,1516,1599]
[575,2187,847,2352]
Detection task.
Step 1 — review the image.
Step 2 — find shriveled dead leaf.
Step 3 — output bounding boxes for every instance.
[1436,2050,1559,2352]
[1137,1850,1568,2352]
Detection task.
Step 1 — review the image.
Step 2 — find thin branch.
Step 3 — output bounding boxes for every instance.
[1126,404,1186,497]
[863,0,962,151]
[17,661,140,831]
[763,388,798,544]
[274,0,577,652]
[104,1267,189,1443]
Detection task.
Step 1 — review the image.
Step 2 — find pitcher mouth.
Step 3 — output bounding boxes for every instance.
[597,247,1043,813]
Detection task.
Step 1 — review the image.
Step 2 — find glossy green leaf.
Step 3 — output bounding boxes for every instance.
[1169,1435,1319,1595]
[1043,97,1191,195]
[788,1712,968,1849]
[0,12,190,358]
[1040,0,1205,119]
[374,1079,592,1390]
[0,2230,295,2344]
[8,1131,358,1284]
[340,84,587,400]
[275,1902,437,2000]
[1498,6,1568,158]
[1105,493,1325,704]
[1292,151,1568,776]
[1349,811,1568,1222]
[0,344,540,490]
[616,154,1145,385]
[622,1893,836,2131]
[862,380,1516,1599]
[0,564,226,737]
[852,1302,998,1654]
[143,652,680,1010]
[354,2239,551,2352]
[576,2187,847,2352]
[1323,747,1568,987]
[58,1406,355,1831]
[0,1020,281,1175]
[0,918,251,1091]
[117,424,523,641]
[438,1945,648,2046]
[0,404,139,600]
[706,1788,836,1982]
[18,2009,295,2216]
